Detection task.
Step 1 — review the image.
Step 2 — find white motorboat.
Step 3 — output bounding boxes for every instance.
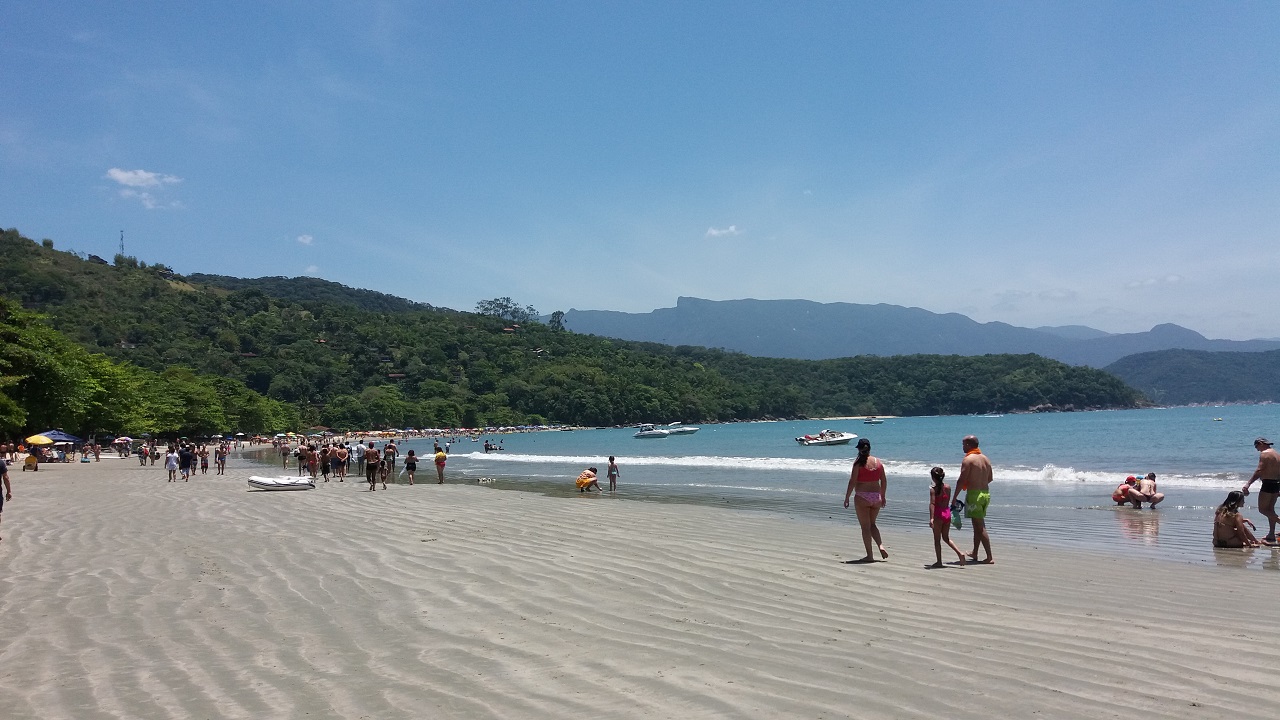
[795,430,858,446]
[665,422,700,435]
[634,424,670,439]
[248,475,317,491]
[863,416,884,425]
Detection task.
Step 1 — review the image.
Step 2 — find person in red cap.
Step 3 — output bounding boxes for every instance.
[1242,437,1280,543]
[1112,476,1141,507]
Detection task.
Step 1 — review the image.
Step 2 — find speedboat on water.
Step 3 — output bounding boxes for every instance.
[795,430,857,446]
[248,476,316,491]
[665,422,700,435]
[634,424,670,439]
[863,416,884,425]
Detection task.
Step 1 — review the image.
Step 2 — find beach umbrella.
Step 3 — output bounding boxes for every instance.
[25,434,55,445]
[115,436,133,443]
[35,429,82,443]
[235,432,246,437]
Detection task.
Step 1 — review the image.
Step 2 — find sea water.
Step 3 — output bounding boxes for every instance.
[400,405,1280,569]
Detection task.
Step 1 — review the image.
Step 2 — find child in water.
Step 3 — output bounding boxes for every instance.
[929,466,966,567]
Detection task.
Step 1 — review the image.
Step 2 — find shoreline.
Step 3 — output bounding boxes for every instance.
[2,456,1278,717]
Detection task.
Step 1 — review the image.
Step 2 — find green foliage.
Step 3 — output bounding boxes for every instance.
[1106,349,1280,405]
[0,228,1144,428]
[476,297,538,324]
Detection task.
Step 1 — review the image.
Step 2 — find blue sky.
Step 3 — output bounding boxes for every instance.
[3,2,1277,338]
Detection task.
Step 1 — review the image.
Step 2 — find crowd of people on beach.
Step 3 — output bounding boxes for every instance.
[271,437,451,490]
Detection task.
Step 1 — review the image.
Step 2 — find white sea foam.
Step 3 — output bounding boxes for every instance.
[458,452,1246,488]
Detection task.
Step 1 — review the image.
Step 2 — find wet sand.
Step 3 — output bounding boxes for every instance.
[0,454,1277,718]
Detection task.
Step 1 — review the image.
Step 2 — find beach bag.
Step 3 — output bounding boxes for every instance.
[950,498,965,529]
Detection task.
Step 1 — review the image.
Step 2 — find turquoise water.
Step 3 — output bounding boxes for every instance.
[391,405,1280,569]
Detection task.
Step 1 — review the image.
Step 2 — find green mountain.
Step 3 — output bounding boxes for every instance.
[0,228,1144,429]
[1106,349,1280,405]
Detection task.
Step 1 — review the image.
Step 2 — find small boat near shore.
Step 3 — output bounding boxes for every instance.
[863,416,884,425]
[248,476,317,491]
[665,422,700,435]
[795,430,857,446]
[634,424,670,439]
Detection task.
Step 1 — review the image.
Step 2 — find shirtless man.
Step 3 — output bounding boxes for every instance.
[1135,472,1165,508]
[1242,437,1280,544]
[958,435,994,564]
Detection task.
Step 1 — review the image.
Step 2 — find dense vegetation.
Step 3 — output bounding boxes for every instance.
[0,228,1143,431]
[0,298,298,439]
[1106,349,1280,405]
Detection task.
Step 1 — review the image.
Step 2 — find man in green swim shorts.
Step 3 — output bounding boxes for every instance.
[958,435,994,564]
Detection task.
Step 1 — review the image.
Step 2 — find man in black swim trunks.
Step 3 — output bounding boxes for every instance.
[1242,437,1280,544]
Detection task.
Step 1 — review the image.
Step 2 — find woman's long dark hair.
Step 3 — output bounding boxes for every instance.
[854,438,871,468]
[1219,490,1245,514]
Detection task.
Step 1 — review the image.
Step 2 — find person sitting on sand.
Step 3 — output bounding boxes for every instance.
[576,467,601,493]
[1112,476,1141,507]
[1136,472,1164,508]
[1214,491,1261,548]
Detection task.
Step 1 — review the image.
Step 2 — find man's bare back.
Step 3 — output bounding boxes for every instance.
[959,449,992,492]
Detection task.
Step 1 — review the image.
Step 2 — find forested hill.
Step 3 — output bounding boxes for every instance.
[1105,349,1280,405]
[188,273,434,315]
[0,229,1143,429]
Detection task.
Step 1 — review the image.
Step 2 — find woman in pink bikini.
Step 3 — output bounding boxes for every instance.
[843,437,889,562]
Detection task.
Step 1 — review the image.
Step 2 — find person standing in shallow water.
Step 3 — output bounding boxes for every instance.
[958,435,994,564]
[843,437,888,562]
[1242,437,1280,544]
[607,456,619,492]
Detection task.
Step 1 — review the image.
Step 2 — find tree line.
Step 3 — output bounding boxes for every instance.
[0,228,1144,434]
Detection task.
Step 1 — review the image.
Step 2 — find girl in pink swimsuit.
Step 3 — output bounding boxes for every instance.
[843,437,888,562]
[928,466,966,568]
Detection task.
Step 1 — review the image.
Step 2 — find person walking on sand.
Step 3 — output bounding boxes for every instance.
[1242,437,1280,543]
[607,456,619,491]
[843,437,888,562]
[364,443,380,490]
[958,435,994,564]
[165,446,179,482]
[335,444,349,481]
[434,444,447,484]
[928,466,966,567]
[0,455,11,541]
[404,449,418,485]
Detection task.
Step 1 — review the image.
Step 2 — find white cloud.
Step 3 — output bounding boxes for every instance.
[304,265,319,275]
[706,225,740,238]
[296,234,314,245]
[118,189,159,209]
[105,167,182,188]
[1124,274,1184,290]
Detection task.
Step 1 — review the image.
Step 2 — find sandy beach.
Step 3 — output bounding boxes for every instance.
[1,455,1277,719]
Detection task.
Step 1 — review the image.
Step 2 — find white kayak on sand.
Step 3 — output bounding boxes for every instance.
[248,475,316,491]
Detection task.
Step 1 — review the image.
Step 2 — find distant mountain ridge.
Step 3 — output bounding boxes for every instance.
[562,297,1280,368]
